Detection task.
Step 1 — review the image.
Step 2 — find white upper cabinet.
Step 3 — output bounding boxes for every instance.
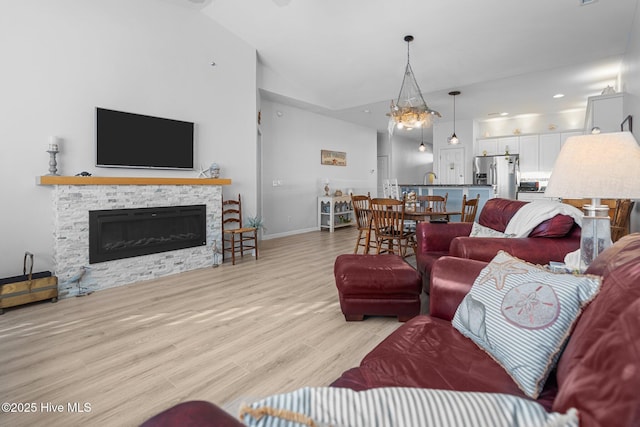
[538,133,561,172]
[498,137,519,155]
[476,138,498,156]
[584,93,625,134]
[475,136,519,156]
[519,135,539,173]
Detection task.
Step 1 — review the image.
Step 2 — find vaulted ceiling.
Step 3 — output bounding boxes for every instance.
[195,0,638,135]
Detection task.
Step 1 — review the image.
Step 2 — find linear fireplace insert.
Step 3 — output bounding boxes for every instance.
[89,205,206,264]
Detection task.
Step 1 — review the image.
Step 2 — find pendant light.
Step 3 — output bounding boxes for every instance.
[448,91,460,145]
[418,127,426,152]
[388,35,440,130]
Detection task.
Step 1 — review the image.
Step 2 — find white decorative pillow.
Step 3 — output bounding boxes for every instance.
[452,251,601,398]
[239,386,579,427]
[469,221,508,238]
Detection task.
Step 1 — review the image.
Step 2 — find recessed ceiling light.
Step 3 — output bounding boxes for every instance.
[553,93,565,98]
[362,109,371,114]
[500,112,509,116]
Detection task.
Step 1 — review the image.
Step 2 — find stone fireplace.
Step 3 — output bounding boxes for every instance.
[39,176,229,298]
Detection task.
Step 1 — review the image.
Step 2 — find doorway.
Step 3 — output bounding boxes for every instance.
[438,147,465,185]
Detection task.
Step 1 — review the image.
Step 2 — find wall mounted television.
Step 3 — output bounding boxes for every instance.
[96,107,194,170]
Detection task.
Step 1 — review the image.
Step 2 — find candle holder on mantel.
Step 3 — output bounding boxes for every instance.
[46,148,59,175]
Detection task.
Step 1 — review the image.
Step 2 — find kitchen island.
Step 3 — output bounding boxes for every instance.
[399,184,493,221]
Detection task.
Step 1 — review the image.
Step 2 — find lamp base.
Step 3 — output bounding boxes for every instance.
[580,209,612,267]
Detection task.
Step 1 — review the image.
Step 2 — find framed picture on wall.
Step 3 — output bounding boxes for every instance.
[321,150,347,166]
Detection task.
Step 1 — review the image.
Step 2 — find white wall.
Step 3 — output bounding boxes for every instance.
[620,0,640,233]
[388,133,434,185]
[0,0,256,277]
[260,100,377,238]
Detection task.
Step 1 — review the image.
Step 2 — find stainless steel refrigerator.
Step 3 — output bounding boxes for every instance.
[473,155,519,199]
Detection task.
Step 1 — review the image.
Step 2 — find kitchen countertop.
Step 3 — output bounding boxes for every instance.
[400,184,492,187]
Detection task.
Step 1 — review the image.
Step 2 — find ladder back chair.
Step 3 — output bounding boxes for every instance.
[351,194,375,254]
[611,199,634,242]
[460,193,480,223]
[222,194,258,265]
[562,198,632,242]
[369,197,416,257]
[382,179,400,199]
[417,193,449,221]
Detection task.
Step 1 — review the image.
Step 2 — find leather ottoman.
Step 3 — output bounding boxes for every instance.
[334,254,422,322]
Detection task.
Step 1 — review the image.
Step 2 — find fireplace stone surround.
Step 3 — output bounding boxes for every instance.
[38,176,230,298]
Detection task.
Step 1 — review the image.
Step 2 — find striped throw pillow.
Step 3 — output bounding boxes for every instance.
[239,386,579,427]
[452,251,601,398]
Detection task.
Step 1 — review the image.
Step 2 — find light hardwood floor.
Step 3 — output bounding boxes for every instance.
[0,228,406,426]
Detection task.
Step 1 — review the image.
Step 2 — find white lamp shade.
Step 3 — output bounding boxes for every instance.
[545,131,640,199]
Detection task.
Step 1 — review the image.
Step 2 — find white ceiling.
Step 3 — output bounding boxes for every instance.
[197,0,638,136]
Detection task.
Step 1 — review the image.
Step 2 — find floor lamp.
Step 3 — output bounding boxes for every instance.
[545,131,640,267]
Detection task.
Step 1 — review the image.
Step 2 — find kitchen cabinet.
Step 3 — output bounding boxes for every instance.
[498,137,519,155]
[584,93,625,134]
[480,130,584,174]
[318,195,353,232]
[538,133,561,172]
[518,135,539,173]
[476,138,498,156]
[475,136,519,156]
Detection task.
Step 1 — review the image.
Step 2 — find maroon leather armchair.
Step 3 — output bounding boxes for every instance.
[416,198,580,293]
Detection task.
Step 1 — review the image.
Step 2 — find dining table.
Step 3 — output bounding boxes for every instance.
[403,207,462,222]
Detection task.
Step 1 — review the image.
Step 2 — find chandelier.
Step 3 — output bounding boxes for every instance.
[389,35,440,130]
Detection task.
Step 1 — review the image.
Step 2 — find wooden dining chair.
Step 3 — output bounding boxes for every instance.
[562,198,617,219]
[351,194,375,254]
[222,193,258,265]
[611,199,634,242]
[369,197,416,257]
[417,193,448,220]
[460,194,480,223]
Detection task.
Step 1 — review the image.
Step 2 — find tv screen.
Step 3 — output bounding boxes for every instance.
[96,107,194,170]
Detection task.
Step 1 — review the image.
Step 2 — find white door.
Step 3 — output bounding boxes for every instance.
[438,148,465,184]
[377,155,389,197]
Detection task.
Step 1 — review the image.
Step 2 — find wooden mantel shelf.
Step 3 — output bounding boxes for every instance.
[36,176,232,186]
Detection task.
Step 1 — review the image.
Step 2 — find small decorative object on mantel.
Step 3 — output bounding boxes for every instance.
[334,189,343,197]
[46,136,60,176]
[209,163,220,178]
[324,183,330,196]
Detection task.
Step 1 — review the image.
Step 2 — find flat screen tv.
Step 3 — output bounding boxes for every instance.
[96,107,194,170]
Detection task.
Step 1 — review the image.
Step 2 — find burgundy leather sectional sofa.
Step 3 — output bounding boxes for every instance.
[416,198,581,292]
[331,233,640,426]
[142,234,640,427]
